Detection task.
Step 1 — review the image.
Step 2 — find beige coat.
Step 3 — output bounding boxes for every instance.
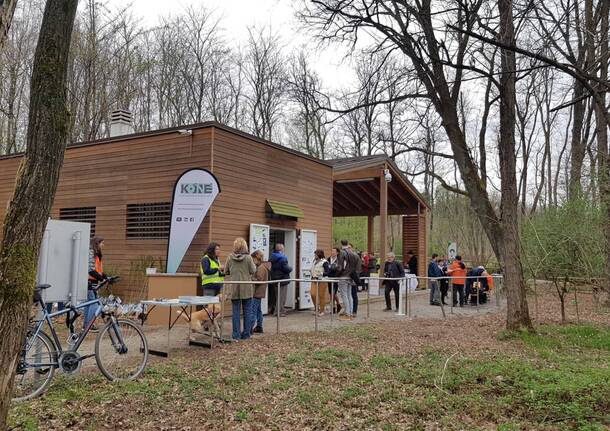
[253,261,271,299]
[224,253,256,300]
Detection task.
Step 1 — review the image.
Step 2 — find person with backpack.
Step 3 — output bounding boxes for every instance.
[337,239,359,320]
[465,266,493,304]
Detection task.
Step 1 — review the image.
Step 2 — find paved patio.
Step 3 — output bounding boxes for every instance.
[141,288,505,355]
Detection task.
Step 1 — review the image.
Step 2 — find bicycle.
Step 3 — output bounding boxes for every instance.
[12,277,149,402]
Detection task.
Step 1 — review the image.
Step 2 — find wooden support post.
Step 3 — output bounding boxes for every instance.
[367,215,374,254]
[380,170,388,267]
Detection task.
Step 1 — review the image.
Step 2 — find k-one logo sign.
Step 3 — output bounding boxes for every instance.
[180,183,213,194]
[167,169,221,273]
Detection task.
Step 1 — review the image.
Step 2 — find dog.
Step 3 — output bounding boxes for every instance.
[176,295,223,338]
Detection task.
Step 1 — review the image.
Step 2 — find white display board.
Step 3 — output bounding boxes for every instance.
[298,229,317,310]
[250,224,270,259]
[397,274,419,316]
[447,242,457,261]
[282,229,298,309]
[37,219,90,303]
[368,275,380,296]
[249,224,270,314]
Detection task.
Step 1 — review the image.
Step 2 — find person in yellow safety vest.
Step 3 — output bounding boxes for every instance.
[201,242,224,296]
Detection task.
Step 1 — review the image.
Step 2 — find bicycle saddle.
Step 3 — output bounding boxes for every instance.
[35,284,51,290]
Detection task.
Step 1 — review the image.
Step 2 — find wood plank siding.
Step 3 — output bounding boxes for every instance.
[0,124,333,300]
[402,211,428,277]
[210,127,333,259]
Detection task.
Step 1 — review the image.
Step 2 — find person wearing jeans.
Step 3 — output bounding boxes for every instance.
[46,302,65,315]
[337,239,359,320]
[224,238,256,340]
[85,236,106,332]
[251,250,270,334]
[428,254,443,306]
[338,279,353,318]
[232,298,253,340]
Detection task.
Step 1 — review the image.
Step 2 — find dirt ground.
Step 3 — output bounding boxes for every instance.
[8,285,610,431]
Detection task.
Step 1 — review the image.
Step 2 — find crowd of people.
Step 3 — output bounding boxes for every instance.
[198,243,497,342]
[427,253,495,307]
[59,235,495,342]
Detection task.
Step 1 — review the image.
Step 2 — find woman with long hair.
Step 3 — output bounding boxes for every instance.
[224,238,256,340]
[251,249,271,334]
[327,247,342,314]
[310,249,330,316]
[85,236,106,332]
[200,242,224,296]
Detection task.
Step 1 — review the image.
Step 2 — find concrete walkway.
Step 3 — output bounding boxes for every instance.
[141,288,505,355]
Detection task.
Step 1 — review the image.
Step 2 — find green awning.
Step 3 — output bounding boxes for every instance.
[266,200,304,219]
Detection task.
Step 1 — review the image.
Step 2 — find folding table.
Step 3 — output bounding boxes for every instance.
[140,296,221,357]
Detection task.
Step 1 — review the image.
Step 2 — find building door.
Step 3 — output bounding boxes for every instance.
[269,228,297,309]
[298,229,317,310]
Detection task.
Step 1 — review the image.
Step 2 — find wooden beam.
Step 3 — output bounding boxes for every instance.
[333,192,353,212]
[333,168,381,182]
[337,183,377,213]
[354,181,380,208]
[388,181,415,209]
[367,215,374,254]
[379,169,388,265]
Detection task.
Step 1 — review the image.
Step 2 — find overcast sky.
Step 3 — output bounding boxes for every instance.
[102,0,353,90]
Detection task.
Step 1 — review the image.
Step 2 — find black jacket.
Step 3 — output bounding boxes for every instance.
[407,255,418,275]
[383,261,405,286]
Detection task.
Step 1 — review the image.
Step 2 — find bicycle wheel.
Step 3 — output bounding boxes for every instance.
[12,330,57,402]
[95,318,148,381]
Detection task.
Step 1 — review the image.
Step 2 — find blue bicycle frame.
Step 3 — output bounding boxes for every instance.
[26,297,104,362]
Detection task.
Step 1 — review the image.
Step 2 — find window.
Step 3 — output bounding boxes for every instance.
[59,207,96,237]
[126,202,171,239]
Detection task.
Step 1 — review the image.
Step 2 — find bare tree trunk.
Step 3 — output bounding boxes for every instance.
[595,0,610,302]
[0,0,78,426]
[569,82,587,198]
[0,0,18,50]
[498,0,532,330]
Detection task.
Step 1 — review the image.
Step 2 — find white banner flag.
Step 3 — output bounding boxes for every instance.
[166,169,220,273]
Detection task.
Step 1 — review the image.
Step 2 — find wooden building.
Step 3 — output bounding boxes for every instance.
[0,122,429,303]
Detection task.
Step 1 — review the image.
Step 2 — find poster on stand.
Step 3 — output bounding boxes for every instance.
[298,229,317,310]
[368,276,380,295]
[250,224,270,314]
[166,169,220,274]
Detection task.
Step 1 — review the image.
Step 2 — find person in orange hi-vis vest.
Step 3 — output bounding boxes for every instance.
[447,255,467,307]
[84,236,106,332]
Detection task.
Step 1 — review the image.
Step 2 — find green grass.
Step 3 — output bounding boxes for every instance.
[9,323,610,430]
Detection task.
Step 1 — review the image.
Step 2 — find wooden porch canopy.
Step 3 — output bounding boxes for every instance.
[329,155,430,275]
